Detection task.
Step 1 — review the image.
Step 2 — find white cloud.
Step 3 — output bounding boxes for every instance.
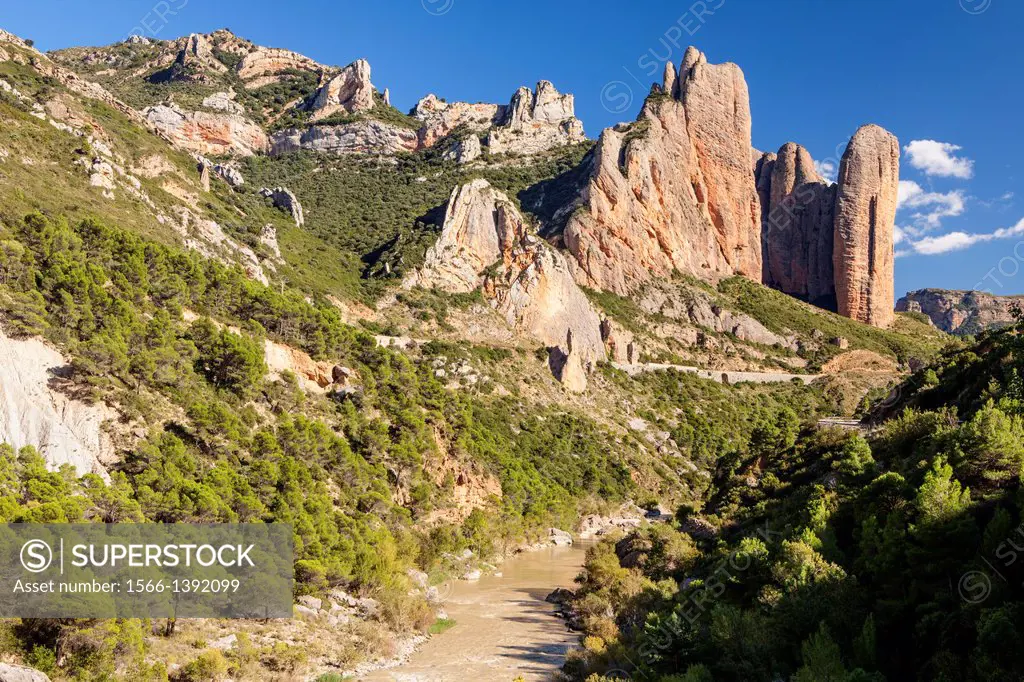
[814,160,837,183]
[896,179,966,231]
[894,225,908,244]
[912,231,980,255]
[903,140,974,179]
[906,217,1024,255]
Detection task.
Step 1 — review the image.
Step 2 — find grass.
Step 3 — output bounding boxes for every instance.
[428,618,457,635]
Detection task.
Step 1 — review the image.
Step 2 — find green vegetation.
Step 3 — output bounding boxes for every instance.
[719,277,949,367]
[0,208,657,678]
[428,618,457,635]
[241,143,592,298]
[563,317,1024,681]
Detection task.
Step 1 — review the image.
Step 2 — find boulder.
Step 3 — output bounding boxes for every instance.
[833,125,899,327]
[549,528,574,546]
[545,587,574,605]
[0,664,50,682]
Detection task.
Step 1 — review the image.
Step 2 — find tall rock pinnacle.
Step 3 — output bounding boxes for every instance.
[758,142,836,309]
[832,124,899,327]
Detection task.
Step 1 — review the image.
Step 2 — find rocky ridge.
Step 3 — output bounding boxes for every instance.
[897,289,1024,335]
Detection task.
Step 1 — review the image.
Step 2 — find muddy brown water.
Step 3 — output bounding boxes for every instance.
[360,542,589,681]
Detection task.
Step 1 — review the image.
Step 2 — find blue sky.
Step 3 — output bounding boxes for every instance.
[3,0,1022,298]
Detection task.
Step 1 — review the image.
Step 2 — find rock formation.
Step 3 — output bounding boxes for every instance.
[413,95,504,148]
[897,289,1024,335]
[270,120,419,156]
[177,33,227,76]
[442,134,482,164]
[0,326,114,480]
[833,125,899,327]
[236,47,322,84]
[260,187,304,226]
[143,103,268,156]
[487,81,586,155]
[563,47,760,295]
[405,179,606,386]
[756,142,836,308]
[310,59,375,120]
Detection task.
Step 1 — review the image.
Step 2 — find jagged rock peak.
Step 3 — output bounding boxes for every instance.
[489,80,586,155]
[178,33,227,73]
[833,124,899,328]
[311,59,375,120]
[501,80,577,127]
[564,47,760,295]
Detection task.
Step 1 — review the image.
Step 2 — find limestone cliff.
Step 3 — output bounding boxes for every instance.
[310,59,375,120]
[563,47,761,295]
[0,327,114,479]
[143,102,268,156]
[897,289,1024,335]
[404,179,606,388]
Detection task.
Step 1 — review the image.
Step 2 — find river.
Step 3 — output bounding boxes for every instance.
[361,542,588,682]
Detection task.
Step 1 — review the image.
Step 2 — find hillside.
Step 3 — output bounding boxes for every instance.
[0,24,961,681]
[560,317,1024,682]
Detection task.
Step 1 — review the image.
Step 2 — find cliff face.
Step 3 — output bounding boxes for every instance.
[833,125,899,327]
[897,289,1024,335]
[756,143,836,309]
[563,47,761,296]
[404,179,606,390]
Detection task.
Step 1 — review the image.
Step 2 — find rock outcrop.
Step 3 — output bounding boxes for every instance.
[833,125,899,327]
[756,142,836,308]
[236,47,322,84]
[0,326,114,479]
[176,33,227,76]
[896,289,1024,335]
[487,81,586,155]
[143,103,268,156]
[260,187,304,226]
[563,47,760,295]
[269,120,418,156]
[442,134,482,164]
[310,59,375,120]
[263,340,357,394]
[405,179,606,386]
[0,663,51,682]
[413,95,504,148]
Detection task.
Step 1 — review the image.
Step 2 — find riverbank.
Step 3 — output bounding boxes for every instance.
[358,541,589,681]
